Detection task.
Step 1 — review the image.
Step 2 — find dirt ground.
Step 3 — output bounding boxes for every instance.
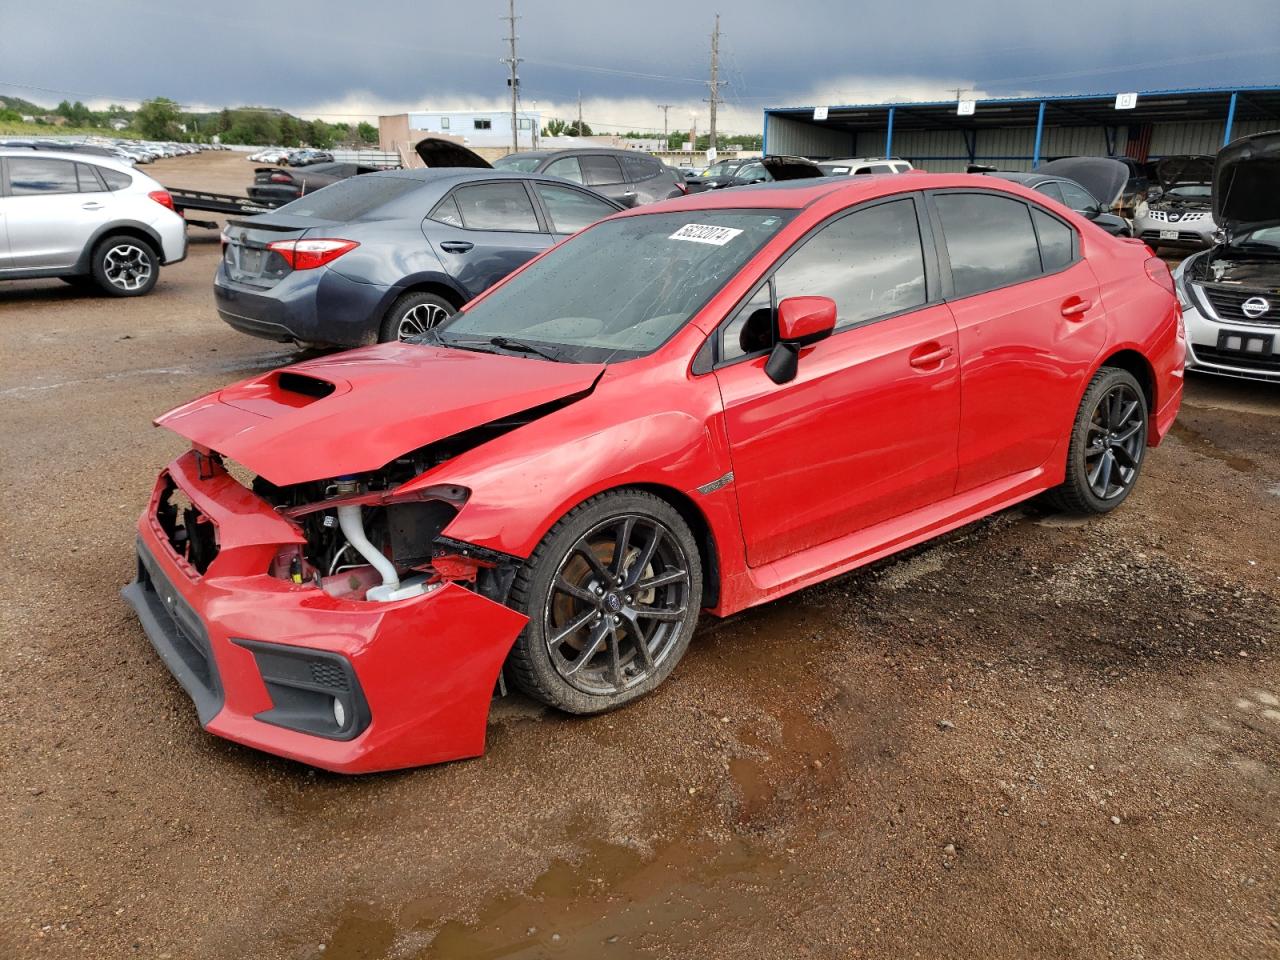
[2,152,1278,960]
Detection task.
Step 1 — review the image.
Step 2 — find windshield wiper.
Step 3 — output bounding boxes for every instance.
[487,336,561,362]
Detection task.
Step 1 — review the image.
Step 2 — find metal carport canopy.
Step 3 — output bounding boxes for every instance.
[763,85,1280,161]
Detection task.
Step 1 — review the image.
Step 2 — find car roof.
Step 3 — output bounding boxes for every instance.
[613,171,1048,215]
[987,171,1046,185]
[498,147,647,161]
[364,167,569,184]
[0,148,137,173]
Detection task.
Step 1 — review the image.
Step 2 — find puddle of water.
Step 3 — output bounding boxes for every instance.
[407,834,777,959]
[1170,421,1258,473]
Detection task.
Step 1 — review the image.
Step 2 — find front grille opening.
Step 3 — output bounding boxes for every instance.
[156,476,219,575]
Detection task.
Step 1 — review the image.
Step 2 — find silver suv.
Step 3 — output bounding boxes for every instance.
[0,150,187,296]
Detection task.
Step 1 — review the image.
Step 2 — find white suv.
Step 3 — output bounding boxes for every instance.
[0,150,186,296]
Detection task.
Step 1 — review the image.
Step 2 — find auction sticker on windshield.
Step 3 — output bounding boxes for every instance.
[669,224,744,246]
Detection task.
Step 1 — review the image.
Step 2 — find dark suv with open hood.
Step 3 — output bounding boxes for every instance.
[491,147,686,207]
[1173,132,1280,382]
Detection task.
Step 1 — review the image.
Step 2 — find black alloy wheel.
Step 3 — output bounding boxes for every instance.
[1046,366,1149,515]
[507,490,703,713]
[1085,382,1146,500]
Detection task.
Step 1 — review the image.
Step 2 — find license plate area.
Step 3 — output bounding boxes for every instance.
[237,247,265,273]
[1159,229,1179,240]
[1217,329,1275,357]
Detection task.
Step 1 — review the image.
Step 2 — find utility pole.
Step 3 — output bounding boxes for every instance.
[705,14,725,152]
[657,104,673,146]
[500,0,522,152]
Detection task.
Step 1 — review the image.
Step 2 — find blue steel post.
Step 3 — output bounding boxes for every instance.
[885,107,895,157]
[1032,100,1046,169]
[1223,92,1238,147]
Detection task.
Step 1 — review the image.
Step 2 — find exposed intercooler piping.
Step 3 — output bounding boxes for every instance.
[337,502,401,593]
[333,478,432,603]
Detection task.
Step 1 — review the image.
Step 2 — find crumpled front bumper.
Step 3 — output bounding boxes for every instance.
[121,450,528,773]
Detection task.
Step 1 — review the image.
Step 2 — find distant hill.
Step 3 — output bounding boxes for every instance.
[1,95,48,115]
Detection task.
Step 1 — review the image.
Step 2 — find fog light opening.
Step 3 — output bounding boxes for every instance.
[332,697,347,729]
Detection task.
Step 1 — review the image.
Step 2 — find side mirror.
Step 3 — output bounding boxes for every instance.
[765,296,837,385]
[1085,203,1102,220]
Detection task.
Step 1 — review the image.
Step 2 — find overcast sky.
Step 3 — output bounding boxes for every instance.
[2,0,1277,132]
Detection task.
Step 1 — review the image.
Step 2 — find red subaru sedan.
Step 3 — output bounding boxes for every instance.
[124,174,1184,772]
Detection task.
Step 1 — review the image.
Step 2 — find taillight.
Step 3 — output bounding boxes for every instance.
[267,238,359,270]
[269,172,292,183]
[1144,256,1175,296]
[148,189,175,213]
[674,178,688,194]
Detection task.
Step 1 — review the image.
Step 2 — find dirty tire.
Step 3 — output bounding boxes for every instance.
[507,490,703,714]
[90,234,159,297]
[378,291,455,343]
[1045,366,1148,515]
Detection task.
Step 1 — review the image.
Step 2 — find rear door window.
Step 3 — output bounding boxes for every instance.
[451,181,541,232]
[535,183,616,233]
[8,157,79,195]
[1057,180,1097,213]
[622,154,663,182]
[1034,181,1064,203]
[772,197,927,331]
[579,154,625,186]
[933,192,1042,298]
[544,156,584,183]
[76,163,106,192]
[1032,208,1074,272]
[100,168,132,191]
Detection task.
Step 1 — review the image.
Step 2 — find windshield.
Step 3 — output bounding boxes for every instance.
[434,210,793,362]
[1234,225,1280,251]
[492,155,543,173]
[1167,184,1212,199]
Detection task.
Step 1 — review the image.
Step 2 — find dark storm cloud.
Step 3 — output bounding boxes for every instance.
[2,0,1276,120]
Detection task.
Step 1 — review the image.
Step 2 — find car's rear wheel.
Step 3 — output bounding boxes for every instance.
[379,291,455,343]
[507,490,703,714]
[1046,367,1148,515]
[91,234,159,297]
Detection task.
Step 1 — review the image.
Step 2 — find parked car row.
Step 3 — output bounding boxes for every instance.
[0,136,220,166]
[246,147,337,166]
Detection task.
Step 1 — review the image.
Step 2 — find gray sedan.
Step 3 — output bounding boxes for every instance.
[214,169,623,347]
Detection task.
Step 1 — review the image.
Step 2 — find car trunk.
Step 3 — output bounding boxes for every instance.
[222,214,344,289]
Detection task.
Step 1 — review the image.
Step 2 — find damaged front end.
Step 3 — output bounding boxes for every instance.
[123,344,603,771]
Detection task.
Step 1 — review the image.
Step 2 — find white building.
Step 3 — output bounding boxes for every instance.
[406,109,541,150]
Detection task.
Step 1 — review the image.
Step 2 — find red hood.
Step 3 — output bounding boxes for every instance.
[157,343,604,486]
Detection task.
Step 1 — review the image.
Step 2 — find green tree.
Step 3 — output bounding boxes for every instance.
[55,99,94,126]
[563,120,592,137]
[542,118,567,137]
[136,97,182,139]
[0,108,22,123]
[356,121,378,144]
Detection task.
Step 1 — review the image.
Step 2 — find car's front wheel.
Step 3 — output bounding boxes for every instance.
[507,490,703,714]
[1046,366,1149,514]
[379,291,455,343]
[91,234,159,297]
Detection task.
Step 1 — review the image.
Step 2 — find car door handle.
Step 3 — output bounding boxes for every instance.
[81,202,104,211]
[908,343,954,369]
[439,240,474,253]
[1060,295,1093,319]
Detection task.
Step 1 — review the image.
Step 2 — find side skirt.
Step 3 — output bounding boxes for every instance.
[730,466,1051,613]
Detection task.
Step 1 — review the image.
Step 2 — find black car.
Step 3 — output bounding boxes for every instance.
[247,161,385,205]
[987,165,1132,237]
[687,155,825,193]
[491,147,684,207]
[286,149,335,166]
[215,165,624,347]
